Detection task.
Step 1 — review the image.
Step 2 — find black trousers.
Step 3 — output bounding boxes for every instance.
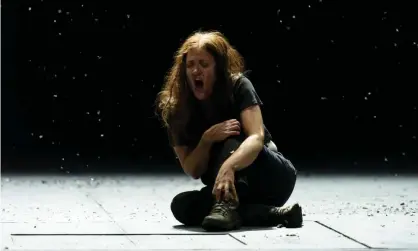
[171,136,297,227]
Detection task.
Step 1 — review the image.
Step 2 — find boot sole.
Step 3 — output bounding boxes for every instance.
[201,217,242,232]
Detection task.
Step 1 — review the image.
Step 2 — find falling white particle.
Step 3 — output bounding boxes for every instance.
[29,7,32,11]
[373,115,377,119]
[292,15,296,19]
[394,43,397,47]
[52,120,55,123]
[412,136,416,140]
[58,9,62,14]
[401,152,406,156]
[98,156,101,160]
[100,134,104,137]
[94,18,99,22]
[53,94,57,98]
[118,125,121,128]
[72,76,76,80]
[86,112,90,115]
[58,33,61,36]
[368,92,371,95]
[81,4,84,7]
[396,28,399,32]
[97,56,102,59]
[62,158,65,161]
[84,73,88,77]
[277,80,281,83]
[364,97,368,100]
[31,133,34,136]
[308,5,311,8]
[97,110,101,115]
[321,97,328,100]
[52,141,55,145]
[76,153,80,156]
[127,14,130,18]
[39,135,43,139]
[399,124,403,128]
[60,166,64,170]
[384,157,388,162]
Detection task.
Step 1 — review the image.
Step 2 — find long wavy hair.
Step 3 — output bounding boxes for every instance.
[155,30,245,142]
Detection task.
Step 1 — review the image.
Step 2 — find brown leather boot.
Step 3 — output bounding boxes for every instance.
[201,201,242,231]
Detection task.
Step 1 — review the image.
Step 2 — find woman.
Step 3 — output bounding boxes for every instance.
[155,30,303,231]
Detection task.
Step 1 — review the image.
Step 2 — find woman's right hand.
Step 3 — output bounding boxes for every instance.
[202,119,241,143]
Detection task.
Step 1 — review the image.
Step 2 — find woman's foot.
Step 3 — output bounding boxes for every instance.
[270,203,303,228]
[201,201,242,231]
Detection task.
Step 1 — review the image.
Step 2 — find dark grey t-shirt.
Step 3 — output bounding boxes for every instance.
[168,76,273,147]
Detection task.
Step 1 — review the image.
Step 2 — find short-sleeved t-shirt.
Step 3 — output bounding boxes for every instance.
[167,76,273,147]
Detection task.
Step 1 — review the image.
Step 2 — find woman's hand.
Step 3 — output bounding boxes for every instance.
[212,165,239,204]
[202,119,240,143]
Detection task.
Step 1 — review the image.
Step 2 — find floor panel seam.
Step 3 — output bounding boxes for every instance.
[315,220,372,249]
[84,192,136,246]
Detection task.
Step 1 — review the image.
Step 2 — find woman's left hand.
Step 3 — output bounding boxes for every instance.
[213,166,239,203]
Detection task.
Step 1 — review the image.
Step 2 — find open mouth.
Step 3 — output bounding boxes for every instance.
[194,80,204,89]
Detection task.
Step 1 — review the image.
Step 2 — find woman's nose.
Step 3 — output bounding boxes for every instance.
[192,67,201,75]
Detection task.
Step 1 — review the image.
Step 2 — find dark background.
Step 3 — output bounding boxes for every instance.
[2,0,417,174]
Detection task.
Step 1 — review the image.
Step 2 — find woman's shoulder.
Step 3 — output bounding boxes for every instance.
[232,73,256,94]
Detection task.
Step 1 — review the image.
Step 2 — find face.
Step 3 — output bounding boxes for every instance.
[185,47,216,101]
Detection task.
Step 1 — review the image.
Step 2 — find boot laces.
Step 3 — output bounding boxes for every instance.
[211,202,231,217]
[273,205,292,216]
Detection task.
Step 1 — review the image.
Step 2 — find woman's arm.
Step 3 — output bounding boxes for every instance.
[220,105,265,172]
[173,137,213,179]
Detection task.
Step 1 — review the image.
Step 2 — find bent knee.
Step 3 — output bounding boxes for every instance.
[170,192,189,222]
[170,191,206,226]
[210,136,245,166]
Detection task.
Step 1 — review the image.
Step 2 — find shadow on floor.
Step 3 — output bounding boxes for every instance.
[172,224,300,234]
